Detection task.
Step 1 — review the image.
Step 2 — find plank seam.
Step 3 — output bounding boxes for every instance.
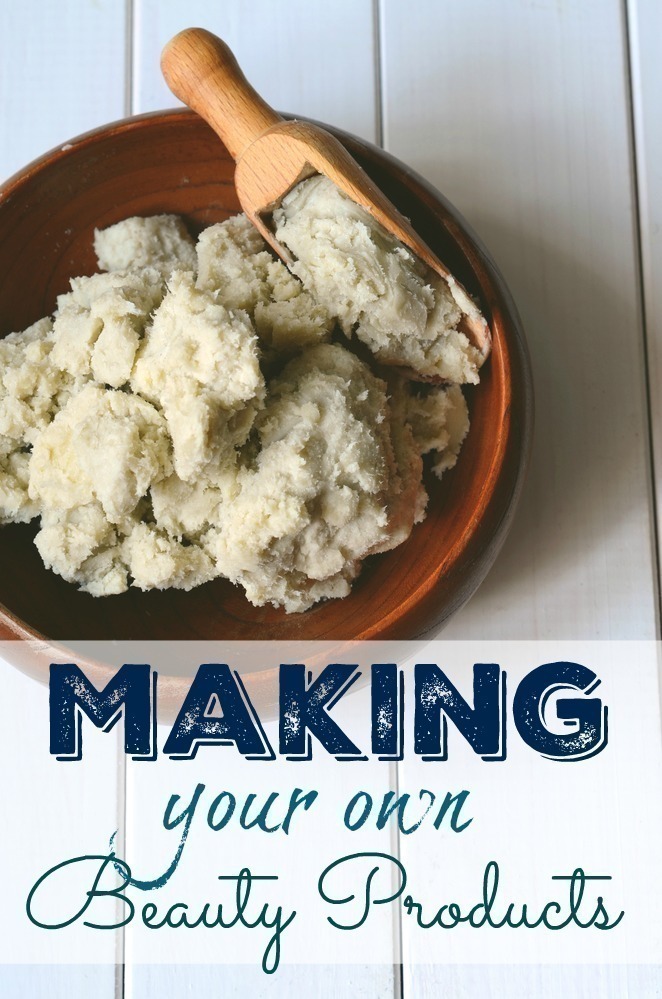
[373,0,385,148]
[393,761,405,999]
[114,750,128,999]
[375,4,402,993]
[124,0,134,118]
[623,0,662,637]
[119,2,133,991]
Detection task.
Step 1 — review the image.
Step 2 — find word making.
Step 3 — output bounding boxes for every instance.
[49,660,607,763]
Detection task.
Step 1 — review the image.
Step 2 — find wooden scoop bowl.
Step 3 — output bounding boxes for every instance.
[161,27,491,360]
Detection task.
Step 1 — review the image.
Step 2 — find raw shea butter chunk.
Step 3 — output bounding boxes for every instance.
[0,436,37,524]
[197,214,332,351]
[151,460,233,540]
[205,343,415,613]
[273,175,488,383]
[94,214,197,275]
[131,270,264,481]
[126,523,216,592]
[0,318,75,445]
[29,384,170,522]
[0,203,478,609]
[35,503,132,596]
[404,382,470,476]
[52,268,166,387]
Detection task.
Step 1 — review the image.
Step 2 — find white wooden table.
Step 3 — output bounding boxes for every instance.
[1,1,661,995]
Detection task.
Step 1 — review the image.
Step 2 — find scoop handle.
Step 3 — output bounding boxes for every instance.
[161,28,282,161]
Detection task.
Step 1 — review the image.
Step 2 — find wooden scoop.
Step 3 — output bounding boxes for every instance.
[161,27,490,357]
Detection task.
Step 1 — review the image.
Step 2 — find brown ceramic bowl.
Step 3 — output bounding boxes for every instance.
[0,109,532,648]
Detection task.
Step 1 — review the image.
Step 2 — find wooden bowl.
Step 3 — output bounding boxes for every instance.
[0,109,532,648]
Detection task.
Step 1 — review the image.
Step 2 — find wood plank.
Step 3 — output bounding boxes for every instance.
[131,0,378,141]
[0,967,123,999]
[0,0,127,181]
[628,0,662,610]
[380,0,658,640]
[0,4,128,998]
[0,656,122,997]
[129,964,399,999]
[400,965,662,998]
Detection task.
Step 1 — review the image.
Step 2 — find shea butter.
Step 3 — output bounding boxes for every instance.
[0,203,476,611]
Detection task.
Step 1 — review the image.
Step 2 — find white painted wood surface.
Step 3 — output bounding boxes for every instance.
[132,0,379,142]
[379,0,658,641]
[0,0,127,179]
[1,0,661,996]
[0,659,122,998]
